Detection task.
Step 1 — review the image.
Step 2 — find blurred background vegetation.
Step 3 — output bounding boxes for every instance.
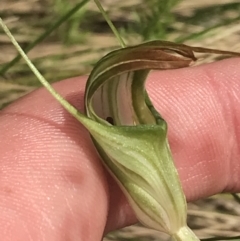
[0,0,240,240]
[1,0,240,109]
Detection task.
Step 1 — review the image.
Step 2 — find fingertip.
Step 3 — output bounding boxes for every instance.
[147,58,240,199]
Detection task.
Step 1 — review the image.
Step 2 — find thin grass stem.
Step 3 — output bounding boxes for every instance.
[0,18,87,124]
[94,0,126,48]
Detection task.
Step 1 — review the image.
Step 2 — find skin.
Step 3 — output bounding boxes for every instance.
[0,58,239,241]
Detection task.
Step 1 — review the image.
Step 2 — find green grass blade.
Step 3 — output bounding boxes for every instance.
[0,0,89,76]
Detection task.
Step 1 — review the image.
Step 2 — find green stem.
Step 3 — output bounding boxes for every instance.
[94,0,126,48]
[171,226,200,241]
[0,18,90,127]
